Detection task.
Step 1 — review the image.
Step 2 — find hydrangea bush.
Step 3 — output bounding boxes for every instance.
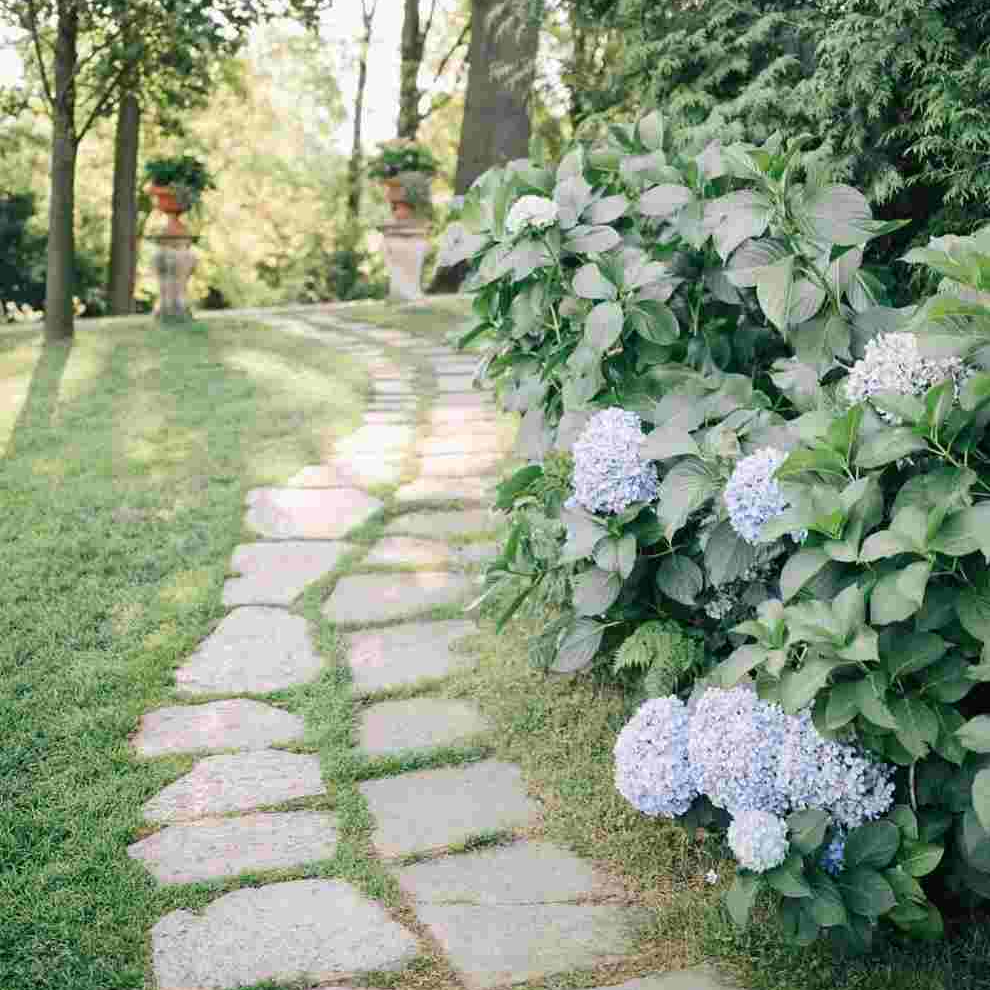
[440,112,990,951]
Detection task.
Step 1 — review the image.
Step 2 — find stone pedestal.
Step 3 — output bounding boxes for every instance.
[380,221,430,302]
[150,235,198,322]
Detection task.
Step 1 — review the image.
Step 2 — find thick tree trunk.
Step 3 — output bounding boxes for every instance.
[44,0,79,341]
[432,0,540,293]
[107,89,141,315]
[345,2,375,234]
[397,0,423,140]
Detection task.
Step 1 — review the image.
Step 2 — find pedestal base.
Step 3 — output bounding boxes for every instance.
[379,221,430,302]
[151,236,198,322]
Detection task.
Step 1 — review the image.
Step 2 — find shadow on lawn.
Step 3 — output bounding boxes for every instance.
[5,339,73,457]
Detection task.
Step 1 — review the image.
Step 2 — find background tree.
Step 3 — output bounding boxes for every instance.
[345,0,376,231]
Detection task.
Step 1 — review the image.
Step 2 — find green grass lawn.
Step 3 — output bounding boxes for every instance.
[0,317,369,990]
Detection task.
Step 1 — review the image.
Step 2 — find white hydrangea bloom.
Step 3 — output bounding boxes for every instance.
[505,195,559,237]
[614,697,699,818]
[728,809,790,873]
[723,448,797,545]
[844,332,968,421]
[566,408,660,516]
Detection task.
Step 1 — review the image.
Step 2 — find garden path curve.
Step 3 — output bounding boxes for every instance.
[129,307,733,990]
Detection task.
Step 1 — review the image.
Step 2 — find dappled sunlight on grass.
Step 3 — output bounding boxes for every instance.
[333,296,474,343]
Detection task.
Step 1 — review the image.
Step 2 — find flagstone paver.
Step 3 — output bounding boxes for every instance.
[347,619,477,692]
[152,880,419,990]
[143,750,325,823]
[128,811,337,884]
[289,458,406,488]
[322,571,473,625]
[386,509,496,538]
[133,699,303,757]
[222,541,350,606]
[394,840,621,905]
[245,487,383,539]
[435,374,478,391]
[359,759,540,857]
[358,698,490,755]
[591,970,737,990]
[393,477,496,504]
[176,607,322,694]
[419,436,504,456]
[416,453,504,478]
[418,903,651,990]
[363,536,453,568]
[430,406,499,424]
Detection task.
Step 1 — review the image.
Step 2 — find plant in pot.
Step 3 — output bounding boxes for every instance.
[144,155,216,236]
[367,140,439,220]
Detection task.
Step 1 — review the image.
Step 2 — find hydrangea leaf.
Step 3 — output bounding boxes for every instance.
[639,183,693,219]
[637,110,665,151]
[572,566,622,616]
[584,301,624,351]
[715,644,769,687]
[657,458,717,541]
[726,237,791,287]
[780,659,836,714]
[837,867,897,918]
[961,808,990,872]
[808,874,848,928]
[956,714,990,754]
[800,184,874,247]
[554,175,594,229]
[552,618,604,673]
[584,194,629,225]
[855,427,928,468]
[704,190,772,261]
[844,822,900,870]
[973,769,990,831]
[572,263,617,301]
[704,520,757,587]
[560,509,608,562]
[640,426,699,461]
[900,841,945,878]
[765,856,813,898]
[788,809,829,855]
[956,587,990,644]
[725,873,761,928]
[656,553,704,606]
[780,548,831,602]
[565,224,622,254]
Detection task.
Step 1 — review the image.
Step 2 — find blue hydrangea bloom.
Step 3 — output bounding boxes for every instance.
[821,832,846,876]
[614,697,699,818]
[727,809,790,873]
[567,408,660,516]
[688,686,789,816]
[776,710,895,830]
[723,447,793,544]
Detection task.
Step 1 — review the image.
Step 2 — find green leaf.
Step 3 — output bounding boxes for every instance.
[859,530,921,562]
[572,567,622,617]
[957,714,990,753]
[637,110,665,151]
[780,548,831,602]
[765,856,812,898]
[617,533,637,580]
[900,842,944,878]
[584,194,628,225]
[801,184,875,246]
[889,805,919,841]
[844,822,900,870]
[725,873,761,928]
[855,428,927,468]
[640,426,699,461]
[494,465,543,510]
[755,255,796,331]
[639,183,693,218]
[973,769,990,831]
[930,505,990,557]
[656,458,717,540]
[838,867,897,918]
[957,588,990,644]
[808,874,848,928]
[565,224,622,254]
[961,808,990,872]
[891,697,939,759]
[726,238,791,288]
[883,632,947,679]
[704,521,757,588]
[854,674,898,730]
[560,509,608,562]
[716,644,769,687]
[552,618,604,673]
[781,659,835,714]
[584,300,624,351]
[825,680,861,730]
[788,809,829,854]
[628,300,679,345]
[656,554,704,606]
[573,263,617,301]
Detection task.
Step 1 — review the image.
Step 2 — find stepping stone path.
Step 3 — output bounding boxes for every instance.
[130,311,729,990]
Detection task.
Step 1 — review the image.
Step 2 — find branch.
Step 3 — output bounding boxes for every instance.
[430,18,470,85]
[417,89,453,126]
[76,61,129,141]
[23,0,54,106]
[422,0,439,44]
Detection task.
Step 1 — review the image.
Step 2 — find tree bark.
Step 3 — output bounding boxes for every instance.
[44,0,79,341]
[345,0,376,234]
[397,0,423,139]
[107,89,141,315]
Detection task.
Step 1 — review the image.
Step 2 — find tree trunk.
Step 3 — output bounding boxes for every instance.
[432,0,540,292]
[107,89,140,315]
[346,0,376,234]
[397,0,423,140]
[44,0,79,341]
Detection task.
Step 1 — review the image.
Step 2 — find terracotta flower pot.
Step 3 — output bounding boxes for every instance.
[148,183,190,237]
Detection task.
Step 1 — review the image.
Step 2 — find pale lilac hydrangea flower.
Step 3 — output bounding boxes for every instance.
[505,195,559,237]
[613,697,699,818]
[687,686,789,816]
[775,710,895,830]
[844,332,968,422]
[567,408,660,516]
[723,448,799,545]
[727,809,790,873]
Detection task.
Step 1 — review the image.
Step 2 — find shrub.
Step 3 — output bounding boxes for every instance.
[442,112,990,951]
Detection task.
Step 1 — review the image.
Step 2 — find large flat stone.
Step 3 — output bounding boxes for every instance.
[418,903,649,990]
[347,619,476,692]
[337,424,416,454]
[393,840,619,905]
[245,488,382,539]
[129,812,337,884]
[363,536,452,568]
[289,459,405,488]
[359,760,540,857]
[416,453,503,478]
[419,436,503,457]
[143,750,325,823]
[386,509,496,538]
[176,607,322,695]
[434,374,478,392]
[393,478,495,504]
[223,541,350,606]
[322,572,472,625]
[430,406,498,425]
[133,700,303,757]
[590,970,738,990]
[373,379,416,396]
[359,698,490,755]
[152,880,419,990]
[362,410,416,425]
[433,393,491,408]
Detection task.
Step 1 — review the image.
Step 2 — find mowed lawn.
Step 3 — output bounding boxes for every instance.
[0,317,367,990]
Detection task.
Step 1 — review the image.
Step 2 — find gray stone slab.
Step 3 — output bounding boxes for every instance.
[374,379,416,395]
[363,536,452,568]
[393,478,494,504]
[128,811,337,884]
[337,424,416,455]
[289,459,405,488]
[591,969,738,990]
[223,541,350,606]
[245,488,382,539]
[176,607,322,695]
[416,453,503,478]
[433,393,491,408]
[418,903,649,990]
[322,571,472,625]
[386,509,496,538]
[347,619,476,692]
[152,880,419,990]
[429,407,499,425]
[419,436,503,457]
[133,700,303,757]
[395,840,621,904]
[359,698,490,755]
[360,760,540,857]
[434,374,478,392]
[143,750,325,823]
